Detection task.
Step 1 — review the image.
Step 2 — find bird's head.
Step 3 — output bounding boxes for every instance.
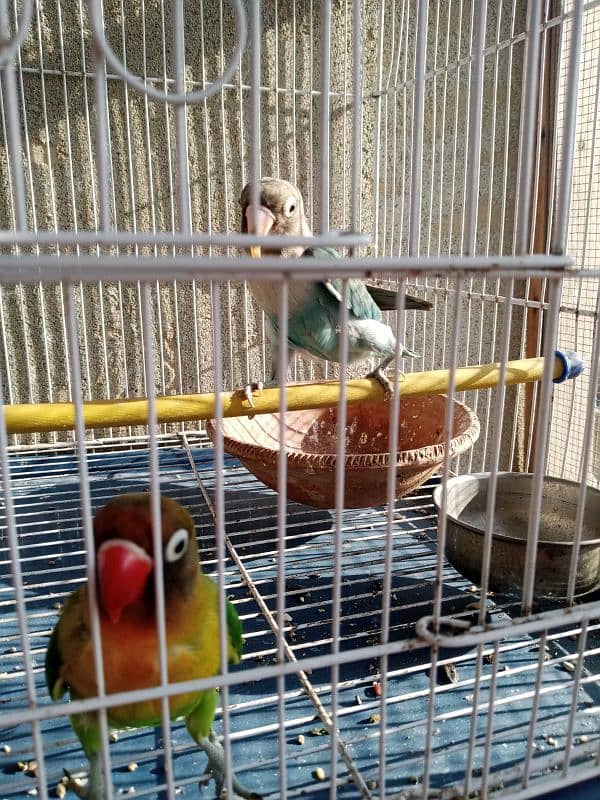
[93,493,198,624]
[240,177,311,257]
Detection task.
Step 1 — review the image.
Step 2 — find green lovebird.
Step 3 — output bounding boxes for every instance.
[46,493,259,800]
[239,177,432,403]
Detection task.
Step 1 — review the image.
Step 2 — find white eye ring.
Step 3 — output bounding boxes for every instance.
[165,528,189,562]
[283,196,297,217]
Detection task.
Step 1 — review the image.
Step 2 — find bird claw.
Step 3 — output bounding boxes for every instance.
[439,662,460,684]
[238,382,263,419]
[199,733,261,800]
[242,381,263,407]
[62,754,105,800]
[367,367,394,400]
[366,366,406,400]
[61,769,89,799]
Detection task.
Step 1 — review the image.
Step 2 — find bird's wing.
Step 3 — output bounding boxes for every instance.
[45,590,104,758]
[366,285,432,311]
[302,247,382,321]
[363,285,397,310]
[45,588,89,701]
[185,594,242,741]
[302,247,431,312]
[322,278,381,321]
[45,621,66,701]
[226,598,243,665]
[184,686,219,742]
[197,573,243,667]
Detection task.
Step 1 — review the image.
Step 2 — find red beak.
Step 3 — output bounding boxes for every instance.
[97,539,153,624]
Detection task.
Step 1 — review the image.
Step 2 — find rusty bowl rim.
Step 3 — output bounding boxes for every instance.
[432,473,600,548]
[206,395,480,472]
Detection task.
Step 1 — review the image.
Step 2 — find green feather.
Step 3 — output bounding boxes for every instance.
[70,709,103,759]
[302,246,432,313]
[302,247,382,322]
[185,689,219,742]
[227,599,243,665]
[302,246,338,260]
[45,620,66,701]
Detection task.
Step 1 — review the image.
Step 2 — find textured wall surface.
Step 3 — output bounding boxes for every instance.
[547,6,600,487]
[0,0,530,466]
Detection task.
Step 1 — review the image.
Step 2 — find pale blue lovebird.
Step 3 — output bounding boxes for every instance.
[239,178,432,404]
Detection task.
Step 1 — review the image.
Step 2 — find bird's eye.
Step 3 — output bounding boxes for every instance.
[283,196,297,217]
[165,528,189,562]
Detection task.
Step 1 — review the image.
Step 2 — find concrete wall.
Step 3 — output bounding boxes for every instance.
[0,0,529,463]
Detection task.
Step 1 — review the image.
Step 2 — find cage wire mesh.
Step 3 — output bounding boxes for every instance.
[0,1,599,800]
[548,2,600,486]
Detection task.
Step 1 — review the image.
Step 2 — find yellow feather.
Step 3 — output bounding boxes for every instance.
[57,575,225,728]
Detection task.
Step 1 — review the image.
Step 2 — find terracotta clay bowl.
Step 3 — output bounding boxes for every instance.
[206,395,480,509]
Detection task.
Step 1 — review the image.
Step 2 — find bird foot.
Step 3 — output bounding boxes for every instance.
[242,381,263,407]
[62,758,105,800]
[238,382,264,419]
[366,367,406,400]
[199,733,261,800]
[61,769,93,800]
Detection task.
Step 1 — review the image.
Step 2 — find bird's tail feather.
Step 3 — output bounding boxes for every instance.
[404,294,433,311]
[365,284,432,311]
[401,347,420,358]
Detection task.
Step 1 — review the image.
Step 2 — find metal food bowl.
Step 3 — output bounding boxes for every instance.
[206,395,480,509]
[433,473,600,598]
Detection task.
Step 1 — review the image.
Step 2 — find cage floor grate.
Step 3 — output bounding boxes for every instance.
[1,434,599,799]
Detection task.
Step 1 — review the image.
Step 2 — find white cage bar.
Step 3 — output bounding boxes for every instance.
[0,2,599,800]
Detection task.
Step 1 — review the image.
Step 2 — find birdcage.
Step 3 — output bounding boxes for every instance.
[0,1,599,799]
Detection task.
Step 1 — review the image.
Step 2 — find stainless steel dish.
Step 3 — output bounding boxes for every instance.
[433,473,600,598]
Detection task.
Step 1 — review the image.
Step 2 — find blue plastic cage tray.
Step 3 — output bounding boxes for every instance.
[0,434,599,799]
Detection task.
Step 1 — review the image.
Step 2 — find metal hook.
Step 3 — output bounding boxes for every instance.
[86,0,247,106]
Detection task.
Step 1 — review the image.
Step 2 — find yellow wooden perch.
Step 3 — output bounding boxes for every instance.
[3,350,583,435]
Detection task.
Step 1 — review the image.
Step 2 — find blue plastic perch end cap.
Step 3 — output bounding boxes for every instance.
[553,350,585,383]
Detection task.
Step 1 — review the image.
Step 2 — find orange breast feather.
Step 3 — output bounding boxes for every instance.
[58,576,223,728]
